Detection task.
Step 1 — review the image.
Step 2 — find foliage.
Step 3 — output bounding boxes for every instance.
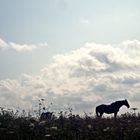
[0,109,140,140]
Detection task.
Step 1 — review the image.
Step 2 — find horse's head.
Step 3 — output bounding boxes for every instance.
[124,99,130,108]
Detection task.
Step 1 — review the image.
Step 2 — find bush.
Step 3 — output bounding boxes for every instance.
[0,109,140,140]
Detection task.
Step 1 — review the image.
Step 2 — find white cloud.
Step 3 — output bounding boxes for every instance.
[80,18,91,24]
[0,38,48,52]
[0,38,8,49]
[0,40,140,114]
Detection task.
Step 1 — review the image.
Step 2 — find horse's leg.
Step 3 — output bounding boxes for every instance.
[100,112,103,118]
[114,112,117,118]
[96,107,100,117]
[96,112,100,118]
[96,110,99,117]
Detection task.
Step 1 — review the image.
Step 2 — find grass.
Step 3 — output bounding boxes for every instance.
[0,109,140,140]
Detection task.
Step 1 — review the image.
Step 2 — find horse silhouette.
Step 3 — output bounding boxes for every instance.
[40,112,53,120]
[96,99,130,118]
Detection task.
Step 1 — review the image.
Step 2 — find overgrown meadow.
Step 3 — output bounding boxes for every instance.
[0,107,140,140]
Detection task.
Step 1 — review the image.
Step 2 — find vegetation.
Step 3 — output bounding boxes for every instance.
[0,108,140,140]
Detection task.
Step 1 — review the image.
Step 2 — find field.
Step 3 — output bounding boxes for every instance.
[0,109,140,140]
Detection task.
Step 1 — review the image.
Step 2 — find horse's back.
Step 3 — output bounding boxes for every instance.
[96,104,107,108]
[96,104,107,111]
[96,103,119,114]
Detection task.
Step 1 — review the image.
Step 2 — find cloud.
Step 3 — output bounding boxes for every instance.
[0,40,140,114]
[0,38,8,49]
[80,18,91,24]
[0,38,48,52]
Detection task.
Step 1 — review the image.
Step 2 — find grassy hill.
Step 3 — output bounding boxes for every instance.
[0,110,140,140]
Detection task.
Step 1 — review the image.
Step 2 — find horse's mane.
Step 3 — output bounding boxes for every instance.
[110,100,125,106]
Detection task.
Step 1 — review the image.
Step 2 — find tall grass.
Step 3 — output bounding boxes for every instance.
[0,108,140,140]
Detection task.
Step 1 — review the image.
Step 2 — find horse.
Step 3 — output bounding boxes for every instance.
[96,99,130,118]
[40,112,53,120]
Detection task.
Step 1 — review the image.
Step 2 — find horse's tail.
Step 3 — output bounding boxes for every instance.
[96,107,99,117]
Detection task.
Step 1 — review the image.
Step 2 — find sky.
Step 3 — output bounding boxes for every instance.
[0,0,140,115]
